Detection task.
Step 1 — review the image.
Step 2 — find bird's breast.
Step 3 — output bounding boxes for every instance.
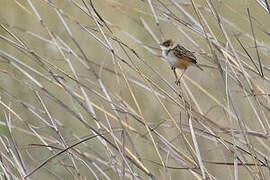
[166,53,190,69]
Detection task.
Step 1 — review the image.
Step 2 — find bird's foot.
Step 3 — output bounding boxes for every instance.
[175,79,181,86]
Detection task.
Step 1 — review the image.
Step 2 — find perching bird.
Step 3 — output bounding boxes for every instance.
[160,39,203,85]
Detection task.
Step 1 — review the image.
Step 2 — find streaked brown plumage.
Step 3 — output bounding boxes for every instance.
[160,39,203,85]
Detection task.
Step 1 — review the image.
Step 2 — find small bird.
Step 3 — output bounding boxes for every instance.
[160,39,203,85]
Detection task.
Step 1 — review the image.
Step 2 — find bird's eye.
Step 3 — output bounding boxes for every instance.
[162,40,171,47]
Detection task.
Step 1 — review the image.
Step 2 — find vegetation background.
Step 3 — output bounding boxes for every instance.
[0,0,269,179]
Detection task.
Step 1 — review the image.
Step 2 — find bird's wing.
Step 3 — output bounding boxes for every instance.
[172,45,197,64]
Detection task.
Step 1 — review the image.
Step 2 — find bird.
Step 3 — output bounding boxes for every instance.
[160,39,203,85]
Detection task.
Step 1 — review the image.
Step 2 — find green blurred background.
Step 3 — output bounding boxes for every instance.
[0,0,270,179]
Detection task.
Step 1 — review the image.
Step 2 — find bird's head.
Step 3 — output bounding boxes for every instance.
[160,39,175,50]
